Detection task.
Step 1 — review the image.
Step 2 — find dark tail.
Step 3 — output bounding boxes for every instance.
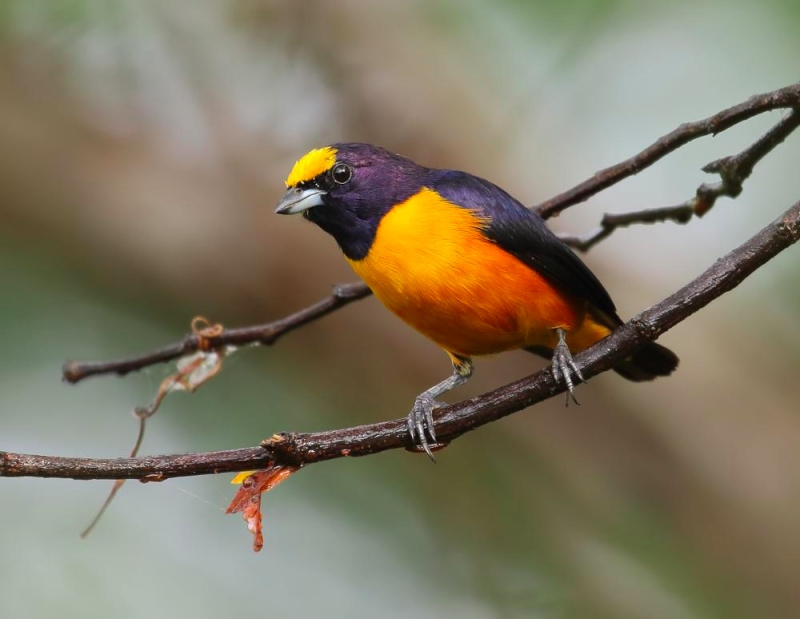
[612,342,679,382]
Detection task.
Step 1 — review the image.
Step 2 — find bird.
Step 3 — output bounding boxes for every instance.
[275,143,678,459]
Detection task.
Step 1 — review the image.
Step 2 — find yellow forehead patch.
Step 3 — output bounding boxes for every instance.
[285,146,338,187]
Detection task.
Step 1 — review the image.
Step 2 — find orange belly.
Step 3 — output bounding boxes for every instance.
[347,188,608,357]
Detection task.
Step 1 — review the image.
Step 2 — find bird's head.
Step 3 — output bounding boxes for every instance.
[275,143,426,260]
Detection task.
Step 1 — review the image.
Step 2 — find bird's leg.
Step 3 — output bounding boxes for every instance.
[551,328,585,406]
[408,356,473,462]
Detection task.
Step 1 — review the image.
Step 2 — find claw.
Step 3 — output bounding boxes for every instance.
[407,395,439,462]
[551,328,585,406]
[405,357,472,461]
[423,403,437,442]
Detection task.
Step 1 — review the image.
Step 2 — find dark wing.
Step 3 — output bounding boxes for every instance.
[428,170,617,317]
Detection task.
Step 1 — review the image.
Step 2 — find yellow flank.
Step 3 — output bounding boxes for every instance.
[347,188,612,357]
[285,146,338,187]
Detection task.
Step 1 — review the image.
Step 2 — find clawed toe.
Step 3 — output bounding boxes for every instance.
[405,358,472,462]
[407,396,441,462]
[551,329,585,406]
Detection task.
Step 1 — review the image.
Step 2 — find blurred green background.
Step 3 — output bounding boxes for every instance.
[2,1,799,618]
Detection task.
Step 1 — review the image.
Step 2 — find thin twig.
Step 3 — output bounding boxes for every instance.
[62,282,371,384]
[560,108,800,252]
[8,199,800,481]
[560,204,696,252]
[78,406,151,538]
[535,82,800,219]
[700,108,800,203]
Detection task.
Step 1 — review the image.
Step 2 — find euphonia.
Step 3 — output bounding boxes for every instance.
[275,143,678,458]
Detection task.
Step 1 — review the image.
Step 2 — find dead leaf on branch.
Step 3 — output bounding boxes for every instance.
[136,316,229,419]
[227,467,299,552]
[81,316,232,538]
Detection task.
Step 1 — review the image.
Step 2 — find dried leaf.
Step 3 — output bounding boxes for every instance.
[81,316,229,538]
[226,467,298,552]
[136,316,229,420]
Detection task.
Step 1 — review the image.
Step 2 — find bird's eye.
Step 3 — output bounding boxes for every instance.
[331,162,352,185]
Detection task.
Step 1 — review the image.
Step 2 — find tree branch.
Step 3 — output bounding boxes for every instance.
[559,204,694,252]
[9,199,800,481]
[61,281,372,384]
[535,82,800,219]
[61,83,800,384]
[560,108,800,251]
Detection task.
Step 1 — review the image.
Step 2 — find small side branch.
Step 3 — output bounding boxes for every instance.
[560,205,694,252]
[700,107,800,204]
[535,82,800,219]
[62,282,371,384]
[9,200,800,481]
[561,108,800,252]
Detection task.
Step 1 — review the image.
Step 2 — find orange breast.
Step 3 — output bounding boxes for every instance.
[347,188,592,357]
